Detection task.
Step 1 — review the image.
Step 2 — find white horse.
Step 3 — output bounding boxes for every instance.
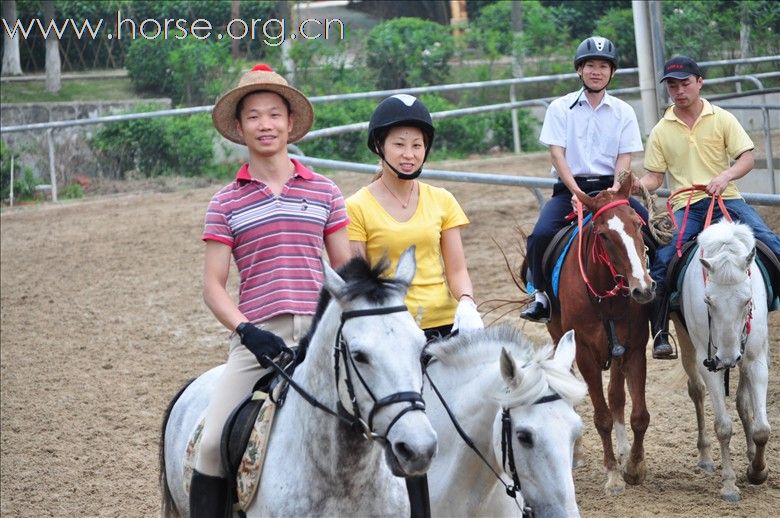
[424,326,588,518]
[160,248,438,517]
[672,220,770,502]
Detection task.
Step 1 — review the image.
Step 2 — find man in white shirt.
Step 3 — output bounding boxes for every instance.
[521,36,647,323]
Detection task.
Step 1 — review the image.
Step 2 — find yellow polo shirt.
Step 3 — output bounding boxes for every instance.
[346,182,469,329]
[644,98,754,211]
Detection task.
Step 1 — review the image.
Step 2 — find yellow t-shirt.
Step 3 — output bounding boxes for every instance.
[346,181,469,329]
[644,98,754,211]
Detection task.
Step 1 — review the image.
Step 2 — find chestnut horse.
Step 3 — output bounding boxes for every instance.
[547,176,655,495]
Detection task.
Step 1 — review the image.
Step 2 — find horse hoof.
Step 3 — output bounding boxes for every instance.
[720,490,741,503]
[747,467,769,485]
[697,461,715,474]
[605,484,625,496]
[623,465,646,486]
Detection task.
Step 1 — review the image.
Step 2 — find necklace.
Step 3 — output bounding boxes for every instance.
[380,178,415,209]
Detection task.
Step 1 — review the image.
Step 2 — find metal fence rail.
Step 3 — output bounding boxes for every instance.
[290,155,780,208]
[2,56,779,204]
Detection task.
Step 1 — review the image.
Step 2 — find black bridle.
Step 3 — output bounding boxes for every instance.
[335,306,427,441]
[424,360,563,518]
[265,304,426,442]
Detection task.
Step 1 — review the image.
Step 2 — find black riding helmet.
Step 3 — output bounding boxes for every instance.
[367,94,435,180]
[574,36,618,70]
[570,36,618,106]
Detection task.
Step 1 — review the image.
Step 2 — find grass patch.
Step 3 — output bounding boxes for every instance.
[0,77,147,104]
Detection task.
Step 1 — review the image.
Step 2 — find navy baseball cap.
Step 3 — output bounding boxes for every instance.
[660,56,702,82]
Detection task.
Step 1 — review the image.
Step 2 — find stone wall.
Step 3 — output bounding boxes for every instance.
[1,99,171,185]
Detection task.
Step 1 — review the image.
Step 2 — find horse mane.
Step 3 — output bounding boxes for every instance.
[426,324,587,408]
[299,255,407,352]
[698,221,755,283]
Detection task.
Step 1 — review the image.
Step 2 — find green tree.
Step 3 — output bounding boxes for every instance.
[594,8,636,68]
[366,17,454,90]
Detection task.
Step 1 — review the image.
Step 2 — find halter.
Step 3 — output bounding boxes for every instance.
[265,304,426,443]
[501,393,563,518]
[424,360,562,518]
[575,198,637,300]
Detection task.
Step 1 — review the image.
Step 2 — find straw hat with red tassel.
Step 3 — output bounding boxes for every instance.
[212,64,314,145]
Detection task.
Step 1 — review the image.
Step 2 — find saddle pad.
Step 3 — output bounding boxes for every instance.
[183,393,276,511]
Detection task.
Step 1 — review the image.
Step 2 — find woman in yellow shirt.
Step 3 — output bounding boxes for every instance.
[346,94,482,340]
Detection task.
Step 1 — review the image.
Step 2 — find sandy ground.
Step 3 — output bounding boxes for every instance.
[1,151,779,517]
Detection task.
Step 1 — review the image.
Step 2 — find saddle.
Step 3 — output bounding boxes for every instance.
[182,371,284,514]
[668,238,780,317]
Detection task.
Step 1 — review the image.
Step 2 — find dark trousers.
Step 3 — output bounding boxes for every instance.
[527,176,649,292]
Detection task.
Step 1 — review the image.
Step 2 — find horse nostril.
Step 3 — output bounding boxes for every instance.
[394,441,414,462]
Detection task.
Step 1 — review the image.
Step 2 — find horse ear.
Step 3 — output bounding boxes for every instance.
[322,258,346,298]
[616,172,633,199]
[572,188,597,213]
[500,347,521,387]
[554,330,577,371]
[395,245,417,287]
[699,257,713,272]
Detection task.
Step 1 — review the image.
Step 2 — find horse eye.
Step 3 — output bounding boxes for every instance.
[704,297,712,306]
[515,429,534,448]
[352,351,369,364]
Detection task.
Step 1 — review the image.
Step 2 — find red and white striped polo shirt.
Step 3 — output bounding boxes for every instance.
[203,159,349,323]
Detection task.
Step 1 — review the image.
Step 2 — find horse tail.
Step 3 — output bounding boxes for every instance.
[160,378,195,518]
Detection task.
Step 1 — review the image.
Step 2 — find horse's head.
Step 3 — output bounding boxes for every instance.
[573,175,655,304]
[322,246,437,476]
[494,330,587,517]
[698,221,758,369]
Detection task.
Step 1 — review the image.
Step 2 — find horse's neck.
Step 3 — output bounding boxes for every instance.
[278,302,384,478]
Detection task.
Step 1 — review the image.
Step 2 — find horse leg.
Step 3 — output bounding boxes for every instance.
[622,343,649,486]
[739,357,770,485]
[704,372,740,502]
[607,362,629,468]
[674,318,714,473]
[578,350,623,495]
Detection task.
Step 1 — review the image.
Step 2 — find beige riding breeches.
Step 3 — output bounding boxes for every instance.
[195,313,312,476]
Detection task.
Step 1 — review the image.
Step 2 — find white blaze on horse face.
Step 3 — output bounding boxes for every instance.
[607,215,648,288]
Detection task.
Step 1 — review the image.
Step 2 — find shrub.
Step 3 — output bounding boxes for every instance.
[420,94,492,159]
[60,183,85,199]
[91,107,217,178]
[297,99,377,163]
[1,141,37,201]
[126,37,235,106]
[366,18,454,90]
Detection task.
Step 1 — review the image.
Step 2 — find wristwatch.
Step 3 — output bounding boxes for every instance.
[235,322,251,339]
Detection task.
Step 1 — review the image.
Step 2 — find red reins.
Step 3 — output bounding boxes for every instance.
[575,198,632,299]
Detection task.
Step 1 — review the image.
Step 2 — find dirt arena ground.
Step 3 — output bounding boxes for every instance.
[1,151,779,517]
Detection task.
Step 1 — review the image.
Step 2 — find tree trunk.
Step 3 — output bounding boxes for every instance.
[1,0,23,76]
[736,3,750,91]
[43,0,61,93]
[231,0,240,59]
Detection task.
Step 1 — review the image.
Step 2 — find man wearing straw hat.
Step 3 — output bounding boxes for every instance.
[194,64,351,515]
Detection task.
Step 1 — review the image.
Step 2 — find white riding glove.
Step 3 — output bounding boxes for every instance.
[453,297,484,331]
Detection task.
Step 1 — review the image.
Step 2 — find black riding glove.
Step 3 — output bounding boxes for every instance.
[236,322,286,368]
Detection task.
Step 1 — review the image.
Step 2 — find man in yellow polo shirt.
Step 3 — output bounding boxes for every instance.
[638,55,780,359]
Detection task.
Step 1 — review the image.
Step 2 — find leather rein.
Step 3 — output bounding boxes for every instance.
[423,358,562,518]
[667,185,753,391]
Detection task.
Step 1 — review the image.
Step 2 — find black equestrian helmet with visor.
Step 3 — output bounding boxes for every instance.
[367,94,435,180]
